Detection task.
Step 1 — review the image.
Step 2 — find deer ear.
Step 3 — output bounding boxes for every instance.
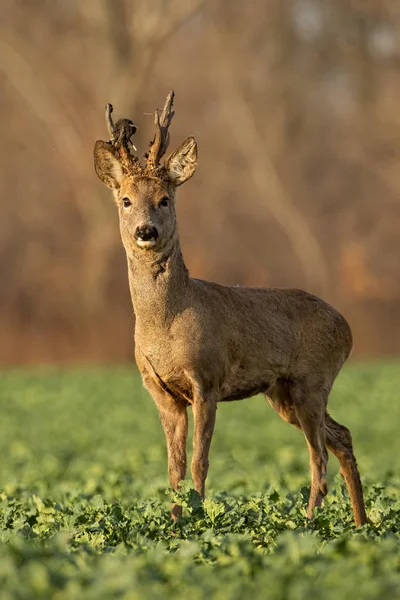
[93,140,124,190]
[165,137,198,186]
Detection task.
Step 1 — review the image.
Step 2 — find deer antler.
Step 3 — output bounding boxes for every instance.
[96,95,175,180]
[103,103,144,175]
[145,91,175,172]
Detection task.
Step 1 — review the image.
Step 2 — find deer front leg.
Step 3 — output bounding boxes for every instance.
[191,393,217,499]
[159,404,188,521]
[145,379,188,521]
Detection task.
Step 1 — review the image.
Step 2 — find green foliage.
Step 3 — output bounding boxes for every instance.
[0,363,399,598]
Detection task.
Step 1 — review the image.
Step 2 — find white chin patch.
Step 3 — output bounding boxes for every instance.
[136,239,157,249]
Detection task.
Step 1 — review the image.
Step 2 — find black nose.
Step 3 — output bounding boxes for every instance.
[134,225,159,241]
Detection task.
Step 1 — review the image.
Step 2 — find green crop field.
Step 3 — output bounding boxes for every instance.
[0,363,399,599]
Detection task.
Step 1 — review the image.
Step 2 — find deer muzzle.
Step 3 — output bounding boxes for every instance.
[134,225,159,249]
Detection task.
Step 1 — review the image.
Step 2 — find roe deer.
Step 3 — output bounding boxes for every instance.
[93,91,367,526]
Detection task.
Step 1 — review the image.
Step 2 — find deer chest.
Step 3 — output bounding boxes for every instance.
[138,351,194,406]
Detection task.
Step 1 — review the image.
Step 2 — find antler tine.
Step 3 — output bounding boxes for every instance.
[146,90,175,170]
[105,103,115,138]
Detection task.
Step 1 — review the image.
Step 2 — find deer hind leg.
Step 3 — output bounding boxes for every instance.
[325,413,367,526]
[266,379,328,517]
[286,381,329,518]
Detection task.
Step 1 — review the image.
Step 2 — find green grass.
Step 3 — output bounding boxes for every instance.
[0,363,399,599]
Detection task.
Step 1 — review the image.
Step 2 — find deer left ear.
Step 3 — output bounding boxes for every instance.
[165,137,198,186]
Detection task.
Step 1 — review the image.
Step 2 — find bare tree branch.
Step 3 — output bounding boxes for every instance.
[207,19,329,294]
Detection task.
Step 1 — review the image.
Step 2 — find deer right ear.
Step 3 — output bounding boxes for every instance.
[93,140,124,190]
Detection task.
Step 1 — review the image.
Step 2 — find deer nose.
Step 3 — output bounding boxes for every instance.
[134,225,159,242]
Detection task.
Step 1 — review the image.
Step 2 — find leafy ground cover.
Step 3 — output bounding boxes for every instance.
[0,363,399,598]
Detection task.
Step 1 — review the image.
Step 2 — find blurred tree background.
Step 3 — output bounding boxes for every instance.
[0,0,399,364]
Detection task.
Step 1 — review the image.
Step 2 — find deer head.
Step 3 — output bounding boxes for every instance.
[93,91,198,258]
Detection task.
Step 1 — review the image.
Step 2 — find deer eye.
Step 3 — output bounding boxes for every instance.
[159,197,169,208]
[123,198,131,208]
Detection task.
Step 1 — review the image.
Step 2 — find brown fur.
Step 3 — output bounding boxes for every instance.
[93,92,367,527]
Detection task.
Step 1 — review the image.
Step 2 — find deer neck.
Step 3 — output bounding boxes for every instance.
[127,241,189,337]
